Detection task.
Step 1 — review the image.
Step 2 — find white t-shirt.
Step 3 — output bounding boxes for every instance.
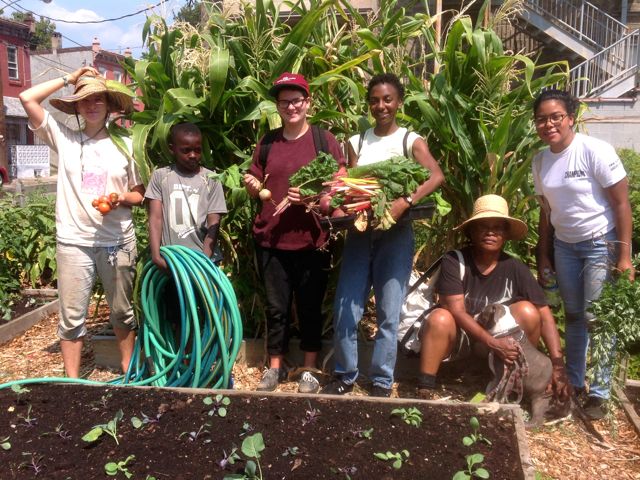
[31,111,141,247]
[532,132,626,243]
[348,127,420,165]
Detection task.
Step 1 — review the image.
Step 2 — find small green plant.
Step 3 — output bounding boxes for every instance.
[19,453,45,476]
[240,422,254,436]
[17,404,37,428]
[373,450,410,469]
[223,432,265,480]
[179,423,212,443]
[105,455,136,478]
[331,466,357,479]
[391,407,423,427]
[39,424,71,440]
[218,447,241,468]
[203,394,231,417]
[453,453,490,480]
[10,384,30,403]
[463,417,492,446]
[131,411,163,429]
[1,436,11,450]
[351,427,373,439]
[302,405,321,426]
[282,446,299,457]
[82,409,124,445]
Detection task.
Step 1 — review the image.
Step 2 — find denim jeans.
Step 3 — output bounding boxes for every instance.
[554,229,617,399]
[57,240,138,340]
[333,222,414,389]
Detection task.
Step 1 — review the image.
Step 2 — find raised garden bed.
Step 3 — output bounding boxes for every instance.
[0,290,58,345]
[0,384,532,479]
[615,379,640,436]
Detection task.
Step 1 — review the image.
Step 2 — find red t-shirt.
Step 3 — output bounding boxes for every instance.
[248,127,345,250]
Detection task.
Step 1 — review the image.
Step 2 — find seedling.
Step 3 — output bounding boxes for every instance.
[17,404,37,428]
[351,427,373,439]
[203,394,231,417]
[20,453,45,476]
[223,432,265,480]
[240,422,254,436]
[179,423,211,443]
[40,424,71,440]
[131,411,163,429]
[332,466,357,479]
[302,403,321,426]
[373,450,410,469]
[219,447,241,468]
[391,407,423,427]
[105,455,135,478]
[453,453,490,480]
[282,446,300,457]
[1,436,11,450]
[10,384,30,403]
[82,409,124,446]
[462,417,492,446]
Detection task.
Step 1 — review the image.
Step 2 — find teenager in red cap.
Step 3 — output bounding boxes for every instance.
[243,73,346,393]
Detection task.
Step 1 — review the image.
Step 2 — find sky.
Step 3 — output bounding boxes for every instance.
[1,0,190,58]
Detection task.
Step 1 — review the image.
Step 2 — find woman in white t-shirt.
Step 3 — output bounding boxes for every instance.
[322,73,444,397]
[532,89,633,419]
[19,66,144,379]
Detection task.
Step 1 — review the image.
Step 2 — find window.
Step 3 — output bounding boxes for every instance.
[113,71,122,82]
[98,66,108,78]
[7,45,18,80]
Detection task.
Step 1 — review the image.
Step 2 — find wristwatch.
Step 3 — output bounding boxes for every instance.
[62,75,69,87]
[403,196,413,206]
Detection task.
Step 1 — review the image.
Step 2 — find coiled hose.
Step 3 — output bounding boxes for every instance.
[0,245,243,390]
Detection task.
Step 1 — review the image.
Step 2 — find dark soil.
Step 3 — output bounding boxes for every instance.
[0,384,525,480]
[4,296,51,322]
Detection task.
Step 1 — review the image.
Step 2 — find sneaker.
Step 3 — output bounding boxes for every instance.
[320,377,353,395]
[298,371,320,394]
[583,396,607,420]
[257,368,286,392]
[370,385,392,398]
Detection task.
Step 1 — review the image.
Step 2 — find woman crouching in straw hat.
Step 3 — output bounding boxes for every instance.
[415,194,571,403]
[19,66,144,378]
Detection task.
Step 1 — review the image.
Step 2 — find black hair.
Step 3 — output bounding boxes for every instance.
[170,123,202,143]
[366,73,405,101]
[533,89,579,116]
[274,86,309,99]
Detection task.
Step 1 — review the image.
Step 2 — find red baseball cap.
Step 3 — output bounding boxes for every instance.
[269,72,310,98]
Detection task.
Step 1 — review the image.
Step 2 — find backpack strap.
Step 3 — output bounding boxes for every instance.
[402,129,411,158]
[258,127,283,171]
[311,124,329,155]
[357,131,365,158]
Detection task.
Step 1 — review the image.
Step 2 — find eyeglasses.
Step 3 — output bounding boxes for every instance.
[276,97,306,109]
[534,113,568,127]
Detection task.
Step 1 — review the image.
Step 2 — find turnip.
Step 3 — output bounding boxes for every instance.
[259,189,272,202]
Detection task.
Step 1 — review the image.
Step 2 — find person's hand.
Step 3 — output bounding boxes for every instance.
[68,66,100,85]
[152,254,169,273]
[546,361,572,402]
[243,174,261,197]
[536,257,554,287]
[287,187,304,205]
[615,257,636,281]
[488,336,519,364]
[389,197,411,221]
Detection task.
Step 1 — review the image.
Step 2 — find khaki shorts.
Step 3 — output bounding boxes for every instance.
[56,240,137,340]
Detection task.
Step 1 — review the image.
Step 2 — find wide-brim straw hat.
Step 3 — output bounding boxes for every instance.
[50,75,135,115]
[454,194,528,240]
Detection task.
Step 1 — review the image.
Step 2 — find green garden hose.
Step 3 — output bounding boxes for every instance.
[0,245,243,391]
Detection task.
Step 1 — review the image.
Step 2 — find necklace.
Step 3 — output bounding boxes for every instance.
[81,125,106,144]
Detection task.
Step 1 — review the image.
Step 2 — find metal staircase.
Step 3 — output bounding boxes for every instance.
[520,0,639,97]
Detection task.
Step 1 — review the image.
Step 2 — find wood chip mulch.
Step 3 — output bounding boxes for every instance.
[1,308,639,480]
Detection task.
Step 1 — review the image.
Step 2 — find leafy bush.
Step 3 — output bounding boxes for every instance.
[618,148,640,250]
[0,192,56,319]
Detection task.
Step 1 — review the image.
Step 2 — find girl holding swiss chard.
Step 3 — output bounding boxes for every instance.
[322,73,444,397]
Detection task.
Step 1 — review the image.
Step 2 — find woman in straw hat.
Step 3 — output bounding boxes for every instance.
[19,66,144,378]
[416,194,570,402]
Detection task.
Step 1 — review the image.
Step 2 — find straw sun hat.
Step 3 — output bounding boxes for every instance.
[454,194,528,240]
[49,75,134,115]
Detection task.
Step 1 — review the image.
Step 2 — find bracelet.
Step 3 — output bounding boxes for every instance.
[62,75,69,87]
[550,357,565,368]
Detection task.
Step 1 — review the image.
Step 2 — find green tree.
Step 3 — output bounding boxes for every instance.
[9,12,56,51]
[173,0,202,27]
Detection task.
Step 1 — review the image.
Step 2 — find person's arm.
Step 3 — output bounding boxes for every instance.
[535,195,554,285]
[605,177,634,280]
[440,294,519,363]
[118,185,145,207]
[536,305,571,401]
[148,199,168,271]
[390,137,445,221]
[19,66,98,127]
[202,213,221,258]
